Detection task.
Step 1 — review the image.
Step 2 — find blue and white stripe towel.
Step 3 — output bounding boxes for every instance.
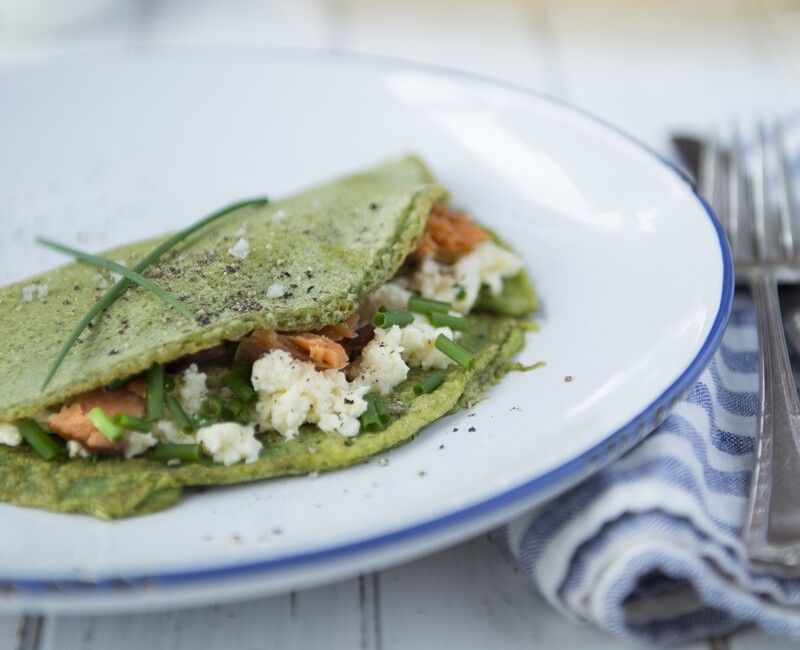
[505,296,800,646]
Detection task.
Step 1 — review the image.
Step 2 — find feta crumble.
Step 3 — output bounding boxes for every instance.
[67,440,92,458]
[271,209,288,222]
[124,432,157,458]
[228,237,250,260]
[110,259,126,282]
[20,283,48,302]
[197,422,262,466]
[178,363,208,417]
[349,325,409,395]
[0,423,22,447]
[266,282,285,299]
[360,282,412,319]
[398,314,455,369]
[252,350,369,439]
[410,241,523,313]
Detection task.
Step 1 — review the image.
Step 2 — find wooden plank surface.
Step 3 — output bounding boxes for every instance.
[1,0,799,648]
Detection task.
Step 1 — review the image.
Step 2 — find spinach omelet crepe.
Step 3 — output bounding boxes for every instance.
[0,156,537,519]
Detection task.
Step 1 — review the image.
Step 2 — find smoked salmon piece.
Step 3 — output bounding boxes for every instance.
[48,387,146,454]
[236,329,349,370]
[414,204,490,263]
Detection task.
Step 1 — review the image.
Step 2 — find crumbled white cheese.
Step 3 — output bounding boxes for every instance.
[410,241,523,313]
[20,283,48,302]
[398,314,455,369]
[349,325,409,395]
[235,226,247,237]
[67,440,92,458]
[252,350,369,439]
[266,282,285,299]
[196,422,262,466]
[360,282,412,319]
[228,237,250,260]
[124,432,158,458]
[0,423,22,447]
[155,419,195,444]
[178,363,208,417]
[271,209,288,222]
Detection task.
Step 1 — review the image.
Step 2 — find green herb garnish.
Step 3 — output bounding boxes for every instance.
[87,407,124,442]
[360,393,392,432]
[165,394,193,432]
[222,370,257,404]
[146,363,165,421]
[152,443,203,463]
[428,311,469,331]
[414,369,447,395]
[435,334,475,370]
[408,295,451,314]
[35,238,193,319]
[39,197,268,390]
[372,310,414,328]
[114,413,151,432]
[18,419,61,460]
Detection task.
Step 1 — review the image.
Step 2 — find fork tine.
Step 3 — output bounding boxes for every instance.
[752,122,769,261]
[773,119,796,259]
[728,125,745,259]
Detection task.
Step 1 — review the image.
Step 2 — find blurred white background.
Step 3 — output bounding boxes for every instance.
[1,0,798,149]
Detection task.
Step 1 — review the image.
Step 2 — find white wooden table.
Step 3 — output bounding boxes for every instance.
[1,1,799,647]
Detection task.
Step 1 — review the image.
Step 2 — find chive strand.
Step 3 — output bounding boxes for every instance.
[18,419,60,460]
[428,311,469,331]
[408,295,451,314]
[35,238,193,319]
[87,407,125,442]
[435,334,475,370]
[152,443,202,463]
[222,371,257,404]
[40,197,269,390]
[165,394,194,432]
[414,369,447,395]
[372,310,414,328]
[114,413,151,432]
[146,364,165,421]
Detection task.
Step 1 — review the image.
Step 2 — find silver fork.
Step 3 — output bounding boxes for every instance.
[702,122,800,570]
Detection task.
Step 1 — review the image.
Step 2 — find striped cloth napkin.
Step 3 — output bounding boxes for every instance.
[504,296,800,646]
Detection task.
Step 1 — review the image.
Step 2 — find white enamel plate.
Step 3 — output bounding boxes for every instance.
[0,50,732,613]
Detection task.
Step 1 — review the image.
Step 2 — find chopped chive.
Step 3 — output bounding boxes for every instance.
[372,310,414,328]
[114,413,151,432]
[428,311,469,331]
[18,419,61,460]
[435,334,475,370]
[228,397,244,417]
[36,238,193,319]
[87,407,124,442]
[199,397,224,419]
[40,197,269,390]
[164,375,175,392]
[359,399,382,432]
[414,370,447,395]
[165,394,194,432]
[222,370,257,404]
[373,395,391,426]
[408,295,451,314]
[146,364,165,421]
[152,443,202,463]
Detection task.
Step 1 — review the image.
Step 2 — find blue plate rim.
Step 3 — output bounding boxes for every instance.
[0,47,734,594]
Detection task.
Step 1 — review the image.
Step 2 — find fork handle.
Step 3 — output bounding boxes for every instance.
[743,270,800,567]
